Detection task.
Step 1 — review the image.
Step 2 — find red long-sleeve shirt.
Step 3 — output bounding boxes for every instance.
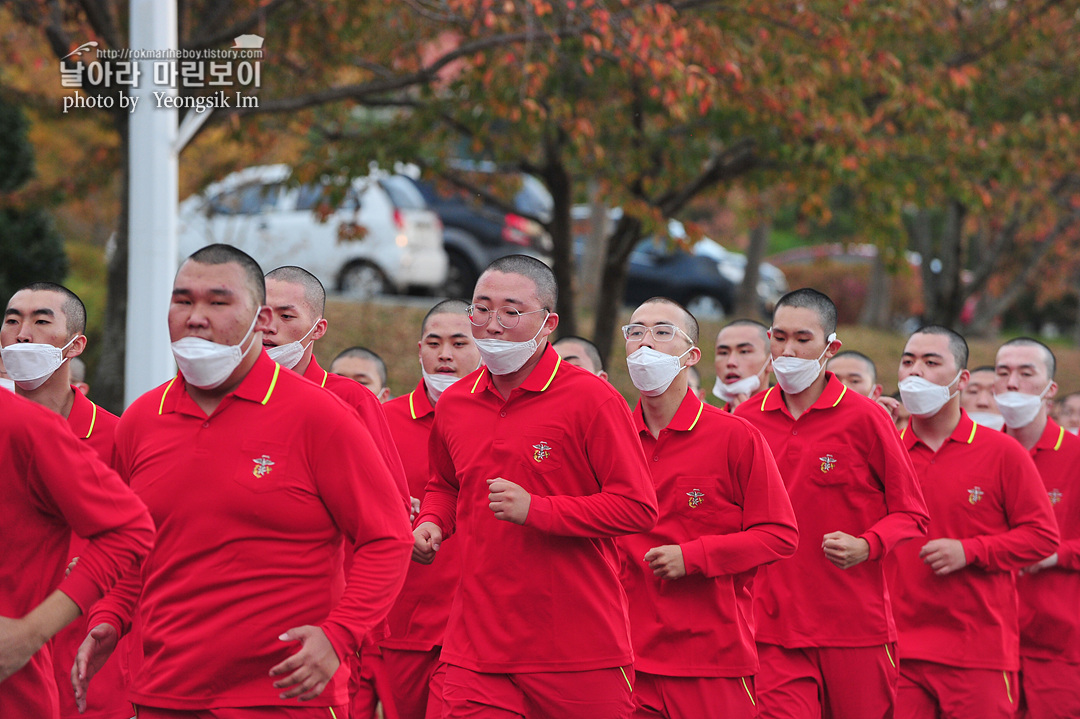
[1018,419,1080,663]
[88,353,412,710]
[381,381,462,652]
[53,388,132,719]
[0,390,153,719]
[734,373,929,647]
[619,390,798,677]
[889,411,1060,670]
[416,347,658,673]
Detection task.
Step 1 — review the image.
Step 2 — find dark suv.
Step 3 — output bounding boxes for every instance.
[400,176,554,299]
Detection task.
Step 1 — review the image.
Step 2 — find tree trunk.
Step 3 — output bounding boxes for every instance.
[734,222,767,318]
[907,200,967,328]
[593,215,642,368]
[93,110,129,414]
[541,146,577,337]
[578,178,608,310]
[858,246,892,328]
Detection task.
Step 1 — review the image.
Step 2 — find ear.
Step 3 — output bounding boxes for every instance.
[956,369,971,392]
[685,345,702,368]
[1046,381,1059,401]
[377,387,391,403]
[254,305,274,334]
[871,384,883,401]
[311,318,329,342]
[67,334,88,359]
[824,337,843,359]
[598,370,609,382]
[540,312,560,339]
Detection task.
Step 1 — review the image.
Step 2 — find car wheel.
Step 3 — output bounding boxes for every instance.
[686,294,728,321]
[339,261,389,299]
[444,250,478,300]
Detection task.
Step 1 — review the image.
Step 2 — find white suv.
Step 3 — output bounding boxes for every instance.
[177,165,447,297]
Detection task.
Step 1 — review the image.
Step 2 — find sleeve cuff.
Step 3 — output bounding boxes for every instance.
[522,494,552,533]
[85,609,126,639]
[959,537,981,567]
[57,572,103,616]
[1057,543,1077,570]
[860,532,883,561]
[680,539,706,575]
[319,622,358,664]
[413,513,445,534]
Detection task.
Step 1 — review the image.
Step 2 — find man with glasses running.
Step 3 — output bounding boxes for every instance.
[412,255,658,719]
[618,298,798,718]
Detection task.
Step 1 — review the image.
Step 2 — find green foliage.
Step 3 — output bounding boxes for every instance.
[0,92,68,304]
[0,93,34,192]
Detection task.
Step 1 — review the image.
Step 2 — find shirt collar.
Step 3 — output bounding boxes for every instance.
[162,350,281,416]
[470,342,562,396]
[1034,417,1066,453]
[759,371,848,418]
[66,386,98,439]
[409,379,435,420]
[632,388,706,435]
[303,354,329,388]
[901,408,978,449]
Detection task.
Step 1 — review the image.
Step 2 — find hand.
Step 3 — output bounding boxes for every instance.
[487,478,531,525]
[876,396,903,421]
[1021,552,1058,576]
[822,532,871,570]
[0,615,45,684]
[66,556,79,577]
[644,545,686,580]
[269,626,341,701]
[409,497,422,523]
[73,623,119,712]
[412,522,443,565]
[919,538,968,576]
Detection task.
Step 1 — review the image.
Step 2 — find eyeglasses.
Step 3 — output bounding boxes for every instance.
[467,304,548,329]
[622,323,691,343]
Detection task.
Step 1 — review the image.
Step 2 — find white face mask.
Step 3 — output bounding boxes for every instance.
[627,345,692,397]
[771,333,836,395]
[994,383,1052,429]
[265,318,321,370]
[898,370,962,417]
[968,411,1005,431]
[0,377,15,392]
[1067,427,1079,435]
[711,357,768,403]
[171,311,260,390]
[0,335,80,391]
[474,313,549,376]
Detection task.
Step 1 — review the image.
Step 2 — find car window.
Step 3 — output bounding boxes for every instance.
[294,184,326,212]
[380,176,427,210]
[210,183,281,215]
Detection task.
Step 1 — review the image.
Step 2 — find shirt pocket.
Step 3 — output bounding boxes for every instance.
[232,440,292,493]
[514,428,566,475]
[804,445,867,488]
[674,477,740,535]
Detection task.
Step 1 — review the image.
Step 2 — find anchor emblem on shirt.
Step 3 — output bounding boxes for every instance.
[532,442,551,463]
[252,454,275,478]
[1049,488,1063,505]
[687,489,704,509]
[819,454,837,473]
[968,486,984,505]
